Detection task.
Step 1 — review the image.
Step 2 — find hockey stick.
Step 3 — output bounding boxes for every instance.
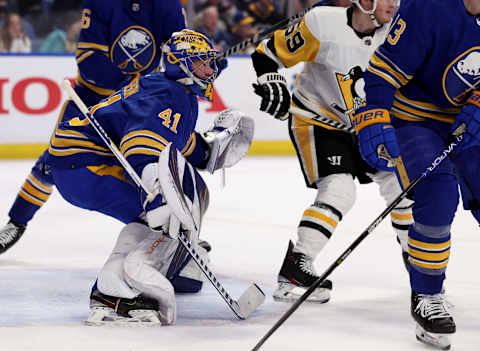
[251,131,465,350]
[61,80,265,320]
[289,106,355,133]
[217,3,319,61]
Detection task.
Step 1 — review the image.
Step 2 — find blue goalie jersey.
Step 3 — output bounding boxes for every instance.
[364,0,480,124]
[48,73,206,176]
[76,0,186,104]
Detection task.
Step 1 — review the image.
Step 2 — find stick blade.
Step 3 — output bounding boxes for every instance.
[237,283,265,319]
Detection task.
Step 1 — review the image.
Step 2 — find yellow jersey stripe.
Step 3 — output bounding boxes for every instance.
[76,42,109,52]
[124,147,165,159]
[77,75,116,97]
[86,165,131,184]
[370,53,409,86]
[22,181,51,201]
[28,175,53,193]
[408,238,451,251]
[19,190,44,206]
[391,212,413,221]
[303,209,338,228]
[409,248,450,262]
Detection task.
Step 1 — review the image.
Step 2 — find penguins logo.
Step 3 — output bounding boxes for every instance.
[111,26,156,73]
[443,47,480,106]
[331,66,365,117]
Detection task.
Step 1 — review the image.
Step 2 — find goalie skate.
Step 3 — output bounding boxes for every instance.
[86,288,161,326]
[411,291,455,350]
[273,240,332,303]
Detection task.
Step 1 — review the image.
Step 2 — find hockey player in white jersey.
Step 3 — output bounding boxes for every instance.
[251,0,411,303]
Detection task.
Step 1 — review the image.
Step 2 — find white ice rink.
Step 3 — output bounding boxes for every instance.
[1,158,479,351]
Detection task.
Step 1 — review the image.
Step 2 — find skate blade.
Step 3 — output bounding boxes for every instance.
[273,284,330,304]
[415,324,452,350]
[85,307,161,327]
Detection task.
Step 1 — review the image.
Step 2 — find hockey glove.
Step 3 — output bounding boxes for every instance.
[252,72,291,120]
[451,90,480,150]
[203,109,254,173]
[352,105,399,172]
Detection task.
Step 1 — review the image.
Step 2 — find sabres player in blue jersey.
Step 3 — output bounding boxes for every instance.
[0,0,187,254]
[352,0,480,348]
[45,29,252,325]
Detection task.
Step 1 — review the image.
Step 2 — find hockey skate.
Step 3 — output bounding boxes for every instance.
[273,240,332,303]
[86,288,161,326]
[411,290,456,350]
[0,220,26,254]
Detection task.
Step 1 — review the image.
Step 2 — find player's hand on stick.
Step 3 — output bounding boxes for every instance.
[451,90,480,150]
[252,72,291,120]
[352,105,399,172]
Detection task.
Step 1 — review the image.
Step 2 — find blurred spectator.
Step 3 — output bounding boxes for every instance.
[0,0,8,22]
[195,5,231,51]
[228,11,256,54]
[313,0,351,7]
[246,0,284,29]
[195,0,232,14]
[49,0,81,12]
[38,10,81,53]
[0,12,31,52]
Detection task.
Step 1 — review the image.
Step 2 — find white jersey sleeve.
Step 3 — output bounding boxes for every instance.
[256,7,390,128]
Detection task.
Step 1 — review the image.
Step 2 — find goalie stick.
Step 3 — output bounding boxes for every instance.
[251,131,465,350]
[61,80,265,320]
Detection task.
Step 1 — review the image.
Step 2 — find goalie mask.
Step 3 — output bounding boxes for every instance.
[161,30,219,101]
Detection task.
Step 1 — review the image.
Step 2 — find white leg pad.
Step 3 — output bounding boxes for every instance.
[124,231,178,325]
[97,222,151,298]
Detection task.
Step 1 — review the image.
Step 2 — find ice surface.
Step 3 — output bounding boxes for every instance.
[1,158,479,351]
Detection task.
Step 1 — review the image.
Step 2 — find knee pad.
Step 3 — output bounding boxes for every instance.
[315,173,356,216]
[295,174,355,258]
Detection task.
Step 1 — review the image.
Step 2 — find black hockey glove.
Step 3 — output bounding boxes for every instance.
[252,73,291,121]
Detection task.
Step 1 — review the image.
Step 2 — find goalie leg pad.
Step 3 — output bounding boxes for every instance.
[123,230,179,325]
[97,222,151,298]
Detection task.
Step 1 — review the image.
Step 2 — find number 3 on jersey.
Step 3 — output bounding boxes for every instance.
[158,108,181,133]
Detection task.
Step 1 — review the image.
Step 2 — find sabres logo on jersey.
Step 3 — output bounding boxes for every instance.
[332,66,366,117]
[444,47,480,106]
[111,25,156,74]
